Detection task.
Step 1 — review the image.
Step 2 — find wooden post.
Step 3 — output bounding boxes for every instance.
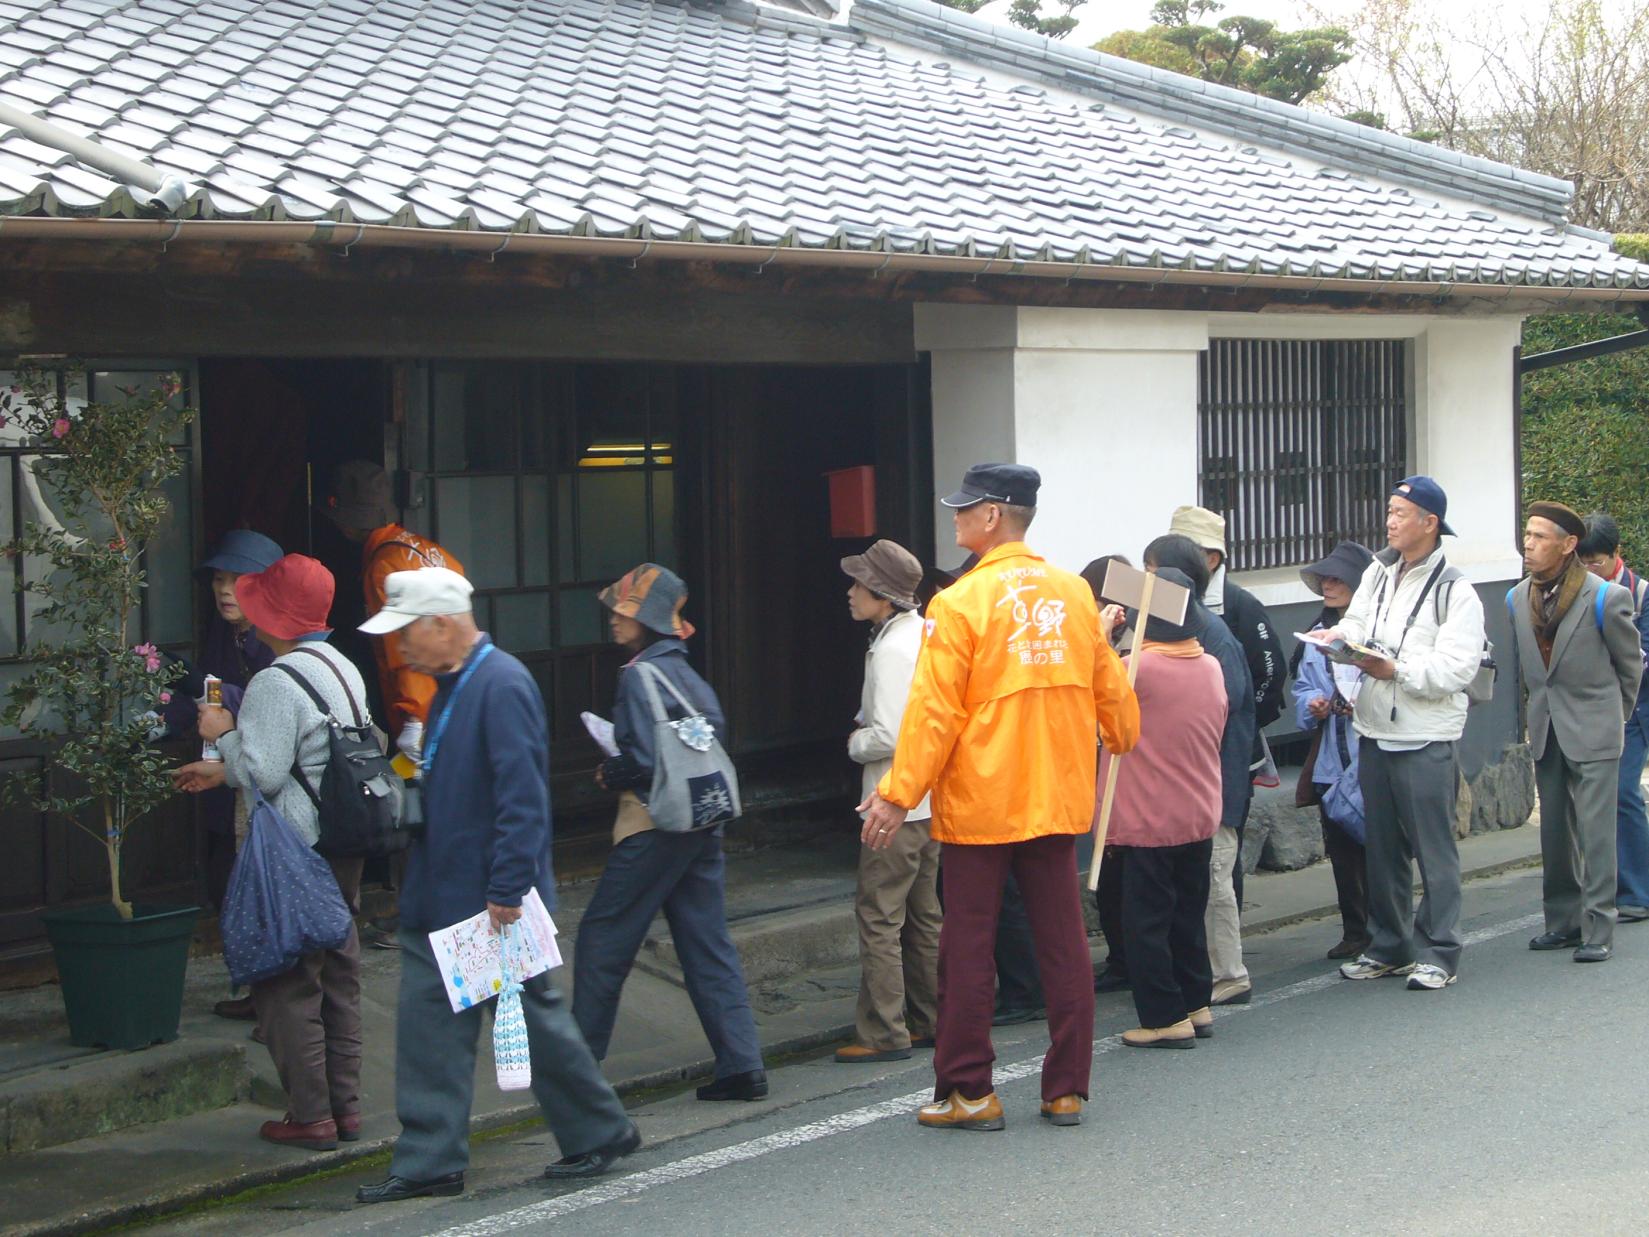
[1087,568,1156,892]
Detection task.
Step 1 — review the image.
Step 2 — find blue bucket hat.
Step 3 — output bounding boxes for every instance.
[196,529,283,580]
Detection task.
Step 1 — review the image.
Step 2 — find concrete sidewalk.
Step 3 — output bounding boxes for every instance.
[1,822,1542,1237]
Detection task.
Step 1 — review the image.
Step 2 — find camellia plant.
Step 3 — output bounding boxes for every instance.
[0,368,195,919]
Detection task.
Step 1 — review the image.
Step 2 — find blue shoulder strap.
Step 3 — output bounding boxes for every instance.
[1505,587,1516,622]
[1596,583,1608,632]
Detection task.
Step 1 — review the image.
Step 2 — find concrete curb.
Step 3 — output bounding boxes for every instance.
[12,1018,858,1237]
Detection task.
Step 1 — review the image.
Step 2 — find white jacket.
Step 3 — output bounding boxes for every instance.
[1339,543,1486,745]
[849,608,932,821]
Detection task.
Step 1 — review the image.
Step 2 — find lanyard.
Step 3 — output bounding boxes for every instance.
[422,641,495,779]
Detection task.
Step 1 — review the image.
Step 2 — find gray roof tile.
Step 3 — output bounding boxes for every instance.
[0,0,1643,293]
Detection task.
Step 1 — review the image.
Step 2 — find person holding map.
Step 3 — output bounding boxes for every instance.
[352,568,635,1205]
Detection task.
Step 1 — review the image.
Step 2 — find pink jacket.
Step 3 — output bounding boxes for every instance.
[1098,647,1227,848]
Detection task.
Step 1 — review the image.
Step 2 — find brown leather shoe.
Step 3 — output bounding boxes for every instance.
[259,1115,339,1150]
[917,1090,1005,1131]
[213,995,256,1020]
[1122,1020,1197,1049]
[335,1112,362,1142]
[1188,1007,1213,1039]
[1039,1095,1082,1126]
[834,1043,913,1063]
[910,1035,936,1050]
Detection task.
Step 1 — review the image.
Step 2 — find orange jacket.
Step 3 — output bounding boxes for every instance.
[362,524,465,739]
[878,542,1140,845]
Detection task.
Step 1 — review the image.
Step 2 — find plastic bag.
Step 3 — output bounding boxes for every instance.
[220,791,353,988]
[493,923,533,1091]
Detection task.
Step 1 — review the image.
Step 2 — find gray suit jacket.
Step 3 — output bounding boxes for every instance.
[1509,570,1644,761]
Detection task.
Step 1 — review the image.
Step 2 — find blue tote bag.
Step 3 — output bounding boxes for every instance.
[221,790,353,988]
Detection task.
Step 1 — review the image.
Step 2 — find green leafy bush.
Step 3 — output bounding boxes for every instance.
[1521,234,1649,563]
[0,370,194,918]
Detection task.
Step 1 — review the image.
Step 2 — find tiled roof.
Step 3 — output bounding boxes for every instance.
[1,0,1646,293]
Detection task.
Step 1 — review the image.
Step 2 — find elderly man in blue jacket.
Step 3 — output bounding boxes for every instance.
[353,568,637,1205]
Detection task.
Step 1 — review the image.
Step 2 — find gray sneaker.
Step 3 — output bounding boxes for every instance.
[1406,964,1457,990]
[1338,955,1416,981]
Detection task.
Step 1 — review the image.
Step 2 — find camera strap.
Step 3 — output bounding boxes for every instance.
[1370,554,1448,722]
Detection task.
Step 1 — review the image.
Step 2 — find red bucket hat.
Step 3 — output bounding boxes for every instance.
[235,554,336,640]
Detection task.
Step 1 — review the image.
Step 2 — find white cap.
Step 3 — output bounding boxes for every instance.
[358,567,473,635]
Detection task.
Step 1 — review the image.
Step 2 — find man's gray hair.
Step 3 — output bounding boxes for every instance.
[998,503,1036,532]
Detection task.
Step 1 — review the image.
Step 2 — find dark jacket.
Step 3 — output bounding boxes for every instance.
[399,635,554,932]
[599,638,726,800]
[1222,577,1286,729]
[1191,601,1258,831]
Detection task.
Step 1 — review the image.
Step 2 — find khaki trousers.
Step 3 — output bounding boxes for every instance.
[1205,825,1249,987]
[252,854,365,1125]
[853,815,941,1049]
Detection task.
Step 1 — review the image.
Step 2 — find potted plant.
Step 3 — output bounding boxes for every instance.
[0,367,199,1050]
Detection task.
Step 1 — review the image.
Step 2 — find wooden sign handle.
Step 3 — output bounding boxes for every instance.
[1087,569,1156,891]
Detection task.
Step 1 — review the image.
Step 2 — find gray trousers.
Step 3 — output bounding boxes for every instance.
[1535,735,1619,948]
[390,929,631,1182]
[1360,741,1463,976]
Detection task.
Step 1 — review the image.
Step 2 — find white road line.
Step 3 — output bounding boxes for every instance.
[429,910,1546,1236]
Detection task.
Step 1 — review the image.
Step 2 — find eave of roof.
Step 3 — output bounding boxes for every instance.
[851,0,1573,227]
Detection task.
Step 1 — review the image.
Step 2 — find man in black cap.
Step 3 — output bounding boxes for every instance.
[1509,501,1643,963]
[862,463,1139,1130]
[1323,476,1485,992]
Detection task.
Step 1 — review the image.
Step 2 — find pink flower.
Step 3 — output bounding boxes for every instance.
[51,418,70,439]
[159,691,172,705]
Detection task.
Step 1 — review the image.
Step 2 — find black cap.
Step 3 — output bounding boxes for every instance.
[1299,541,1374,597]
[940,463,1041,509]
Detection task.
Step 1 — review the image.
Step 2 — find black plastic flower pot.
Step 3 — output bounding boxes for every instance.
[41,903,200,1050]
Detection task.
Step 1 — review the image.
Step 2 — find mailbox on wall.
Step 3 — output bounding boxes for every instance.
[824,465,876,539]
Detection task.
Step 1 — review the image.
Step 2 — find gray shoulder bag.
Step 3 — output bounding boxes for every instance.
[632,661,742,832]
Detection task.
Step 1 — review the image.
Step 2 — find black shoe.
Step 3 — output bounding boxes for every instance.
[544,1123,642,1179]
[1093,969,1131,994]
[1530,930,1582,951]
[1619,905,1649,923]
[1574,943,1613,963]
[355,1172,464,1204]
[696,1069,768,1101]
[991,1006,1045,1026]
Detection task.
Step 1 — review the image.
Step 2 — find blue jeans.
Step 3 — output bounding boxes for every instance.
[572,829,763,1080]
[1617,710,1649,909]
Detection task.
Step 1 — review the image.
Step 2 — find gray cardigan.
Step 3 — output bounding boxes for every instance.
[217,641,371,847]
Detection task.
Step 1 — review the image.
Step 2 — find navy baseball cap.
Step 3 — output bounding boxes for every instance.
[940,463,1041,509]
[1391,476,1455,537]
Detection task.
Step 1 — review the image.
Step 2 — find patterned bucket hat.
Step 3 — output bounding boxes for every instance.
[598,563,696,640]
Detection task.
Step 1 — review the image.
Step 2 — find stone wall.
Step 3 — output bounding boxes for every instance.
[1241,742,1535,875]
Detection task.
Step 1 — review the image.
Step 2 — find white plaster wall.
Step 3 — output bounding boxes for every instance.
[1012,347,1200,575]
[918,303,1527,606]
[917,305,1206,575]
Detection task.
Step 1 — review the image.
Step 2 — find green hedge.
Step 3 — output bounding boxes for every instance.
[1520,234,1649,563]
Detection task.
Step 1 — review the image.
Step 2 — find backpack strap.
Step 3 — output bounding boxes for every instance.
[287,646,366,727]
[370,539,435,568]
[1596,583,1609,633]
[271,662,328,811]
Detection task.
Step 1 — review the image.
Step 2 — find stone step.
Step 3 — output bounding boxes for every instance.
[1,1038,247,1155]
[635,900,859,988]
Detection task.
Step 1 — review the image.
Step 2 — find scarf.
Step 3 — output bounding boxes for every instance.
[1139,638,1203,659]
[1530,554,1588,666]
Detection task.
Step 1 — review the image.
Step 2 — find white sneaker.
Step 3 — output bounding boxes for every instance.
[1338,955,1417,981]
[1406,964,1457,990]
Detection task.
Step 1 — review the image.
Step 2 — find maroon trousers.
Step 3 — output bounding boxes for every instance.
[934,834,1094,1102]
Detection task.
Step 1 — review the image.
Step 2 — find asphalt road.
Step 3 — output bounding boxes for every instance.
[146,867,1649,1237]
